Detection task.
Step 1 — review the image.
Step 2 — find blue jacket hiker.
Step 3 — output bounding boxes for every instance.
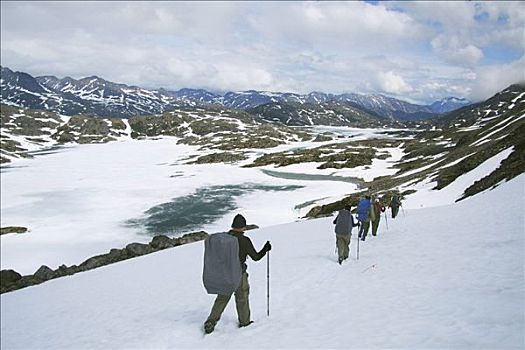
[333,206,358,264]
[356,196,372,241]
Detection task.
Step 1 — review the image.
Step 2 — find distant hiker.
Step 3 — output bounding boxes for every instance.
[390,192,402,219]
[203,214,271,334]
[333,205,358,264]
[371,198,386,236]
[356,195,372,241]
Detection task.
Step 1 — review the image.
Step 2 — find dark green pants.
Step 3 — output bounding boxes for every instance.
[371,217,381,236]
[205,272,250,327]
[392,206,399,218]
[336,234,351,260]
[358,220,370,239]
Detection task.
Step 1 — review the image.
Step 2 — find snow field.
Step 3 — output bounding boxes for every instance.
[1,174,523,349]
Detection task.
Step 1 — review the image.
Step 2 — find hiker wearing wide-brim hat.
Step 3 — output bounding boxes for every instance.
[203,214,271,334]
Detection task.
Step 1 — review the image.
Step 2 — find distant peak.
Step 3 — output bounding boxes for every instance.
[80,75,103,82]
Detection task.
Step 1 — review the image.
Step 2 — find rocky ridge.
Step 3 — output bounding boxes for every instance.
[0,104,311,163]
[0,231,209,294]
[1,66,470,123]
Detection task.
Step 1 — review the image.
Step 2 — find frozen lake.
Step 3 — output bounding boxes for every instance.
[1,136,366,274]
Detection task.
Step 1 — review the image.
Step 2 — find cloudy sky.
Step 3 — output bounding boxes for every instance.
[1,1,524,104]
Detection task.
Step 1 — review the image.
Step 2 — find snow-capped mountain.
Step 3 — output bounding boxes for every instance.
[1,67,471,120]
[247,99,403,127]
[1,67,186,117]
[430,96,471,114]
[217,90,468,121]
[163,88,220,105]
[335,93,436,120]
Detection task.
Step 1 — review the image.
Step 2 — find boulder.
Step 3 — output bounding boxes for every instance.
[149,235,173,250]
[80,254,111,271]
[125,243,154,256]
[176,231,208,245]
[0,226,28,235]
[0,269,22,287]
[108,248,124,261]
[55,264,73,277]
[186,231,208,240]
[34,265,56,281]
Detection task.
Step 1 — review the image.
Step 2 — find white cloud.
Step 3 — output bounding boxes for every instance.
[467,55,525,102]
[0,1,523,104]
[431,35,484,66]
[376,71,413,95]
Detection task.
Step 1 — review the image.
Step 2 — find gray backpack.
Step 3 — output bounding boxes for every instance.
[202,232,242,295]
[334,209,354,235]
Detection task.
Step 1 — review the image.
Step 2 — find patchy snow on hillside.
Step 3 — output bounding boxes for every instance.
[402,147,515,209]
[1,173,523,349]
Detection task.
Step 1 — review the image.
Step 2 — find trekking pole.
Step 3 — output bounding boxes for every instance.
[357,233,360,260]
[401,205,406,218]
[384,212,389,230]
[266,251,270,317]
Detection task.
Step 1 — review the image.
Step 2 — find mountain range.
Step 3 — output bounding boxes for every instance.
[1,66,470,121]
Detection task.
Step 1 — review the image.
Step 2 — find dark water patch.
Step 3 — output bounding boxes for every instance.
[262,169,362,185]
[126,183,303,235]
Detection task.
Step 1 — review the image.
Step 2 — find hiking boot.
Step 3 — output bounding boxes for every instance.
[204,320,215,334]
[338,258,343,265]
[239,321,254,328]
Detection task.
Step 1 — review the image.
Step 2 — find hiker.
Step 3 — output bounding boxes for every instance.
[390,192,402,219]
[203,214,271,334]
[371,197,385,236]
[333,205,358,264]
[356,195,372,241]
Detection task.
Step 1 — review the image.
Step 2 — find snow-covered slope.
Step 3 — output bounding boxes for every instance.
[1,174,523,349]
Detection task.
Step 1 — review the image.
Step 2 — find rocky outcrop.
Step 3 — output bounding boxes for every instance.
[0,269,22,286]
[149,235,174,249]
[125,242,154,256]
[0,231,209,294]
[189,152,247,164]
[0,226,28,235]
[34,265,56,280]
